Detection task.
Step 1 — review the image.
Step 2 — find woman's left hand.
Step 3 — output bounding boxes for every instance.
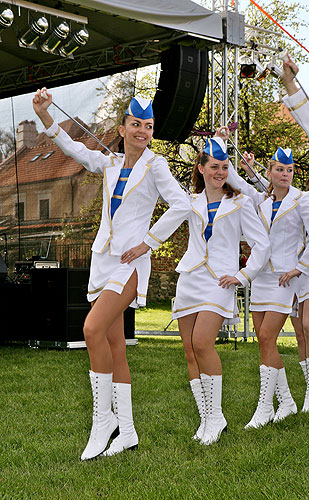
[279,269,301,287]
[218,275,241,289]
[121,242,150,264]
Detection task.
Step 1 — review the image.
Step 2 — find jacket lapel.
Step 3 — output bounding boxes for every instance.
[103,158,124,230]
[258,197,272,234]
[272,186,302,224]
[212,193,242,225]
[191,191,208,240]
[121,148,155,203]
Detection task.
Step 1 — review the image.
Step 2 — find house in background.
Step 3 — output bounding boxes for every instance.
[0,118,118,267]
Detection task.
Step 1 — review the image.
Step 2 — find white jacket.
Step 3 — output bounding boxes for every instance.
[175,191,270,287]
[282,89,309,137]
[45,121,190,255]
[258,187,309,274]
[227,164,309,275]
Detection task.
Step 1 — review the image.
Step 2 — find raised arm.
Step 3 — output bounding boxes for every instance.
[227,155,265,209]
[281,56,309,137]
[33,88,114,174]
[32,87,54,129]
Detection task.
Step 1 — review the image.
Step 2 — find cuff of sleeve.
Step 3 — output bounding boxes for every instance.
[250,174,261,184]
[44,121,60,138]
[143,231,163,250]
[235,269,251,287]
[282,89,307,109]
[296,263,309,275]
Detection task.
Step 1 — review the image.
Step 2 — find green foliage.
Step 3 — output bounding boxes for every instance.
[237,0,309,189]
[69,0,309,246]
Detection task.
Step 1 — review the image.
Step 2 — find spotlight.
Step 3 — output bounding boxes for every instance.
[18,17,49,48]
[0,8,14,38]
[41,21,70,54]
[59,27,89,58]
[240,63,256,78]
[239,55,256,78]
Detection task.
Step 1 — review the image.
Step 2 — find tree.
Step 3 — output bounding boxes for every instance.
[0,128,15,160]
[237,0,309,188]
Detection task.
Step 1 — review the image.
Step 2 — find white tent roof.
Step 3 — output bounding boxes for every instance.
[74,0,223,40]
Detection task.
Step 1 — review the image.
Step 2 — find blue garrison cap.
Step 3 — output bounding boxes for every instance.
[203,137,228,161]
[126,96,153,119]
[271,147,293,164]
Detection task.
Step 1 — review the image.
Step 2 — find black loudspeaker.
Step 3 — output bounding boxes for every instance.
[30,268,135,343]
[153,45,209,143]
[123,307,135,340]
[31,268,90,342]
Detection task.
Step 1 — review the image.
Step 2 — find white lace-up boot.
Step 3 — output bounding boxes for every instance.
[103,383,138,456]
[81,371,119,461]
[200,374,227,446]
[245,365,278,429]
[300,359,309,413]
[190,378,206,441]
[273,368,297,422]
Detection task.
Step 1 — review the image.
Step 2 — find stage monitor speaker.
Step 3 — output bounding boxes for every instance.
[153,45,209,143]
[0,253,8,281]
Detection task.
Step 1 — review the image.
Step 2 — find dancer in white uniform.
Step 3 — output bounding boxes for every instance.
[171,135,270,445]
[281,55,309,412]
[227,143,309,427]
[33,90,190,459]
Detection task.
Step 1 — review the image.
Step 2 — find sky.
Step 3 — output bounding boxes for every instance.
[0,0,308,135]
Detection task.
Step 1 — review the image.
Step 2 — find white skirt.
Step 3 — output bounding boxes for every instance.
[87,249,151,308]
[250,271,297,315]
[171,265,239,325]
[296,272,309,304]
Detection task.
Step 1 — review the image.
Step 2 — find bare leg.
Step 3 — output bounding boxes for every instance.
[291,308,306,360]
[302,299,309,359]
[178,313,199,380]
[107,314,131,383]
[256,311,288,369]
[192,311,224,375]
[83,271,137,373]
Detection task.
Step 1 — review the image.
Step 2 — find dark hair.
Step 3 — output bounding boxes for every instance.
[192,151,240,198]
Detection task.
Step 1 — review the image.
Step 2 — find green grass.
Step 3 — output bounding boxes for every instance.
[0,324,307,499]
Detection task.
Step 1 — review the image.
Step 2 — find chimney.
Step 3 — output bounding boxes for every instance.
[16,120,38,148]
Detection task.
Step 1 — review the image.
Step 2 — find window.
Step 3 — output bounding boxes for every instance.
[39,199,49,219]
[42,151,54,160]
[15,202,24,221]
[30,154,41,162]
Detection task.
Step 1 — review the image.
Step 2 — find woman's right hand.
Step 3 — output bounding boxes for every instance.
[240,151,255,175]
[32,87,52,115]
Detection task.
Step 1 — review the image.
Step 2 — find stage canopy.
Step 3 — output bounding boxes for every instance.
[0,0,223,98]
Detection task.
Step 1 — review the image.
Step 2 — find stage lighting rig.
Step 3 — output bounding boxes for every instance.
[0,8,14,39]
[18,16,48,48]
[59,27,89,58]
[41,21,70,54]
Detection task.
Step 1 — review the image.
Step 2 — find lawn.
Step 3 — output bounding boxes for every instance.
[0,305,307,500]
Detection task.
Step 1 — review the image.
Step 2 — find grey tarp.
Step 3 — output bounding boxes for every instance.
[70,0,223,40]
